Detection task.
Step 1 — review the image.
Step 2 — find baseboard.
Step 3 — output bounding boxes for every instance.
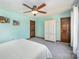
[35,37,44,39]
[27,36,44,39]
[27,37,35,39]
[56,40,61,42]
[26,38,31,40]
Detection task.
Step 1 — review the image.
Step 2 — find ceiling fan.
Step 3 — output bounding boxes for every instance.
[23,3,47,16]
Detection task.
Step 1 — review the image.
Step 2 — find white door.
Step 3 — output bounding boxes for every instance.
[45,21,49,34]
[45,21,49,40]
[45,20,56,42]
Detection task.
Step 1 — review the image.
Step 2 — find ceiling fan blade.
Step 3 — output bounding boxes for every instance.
[38,11,47,14]
[24,11,31,13]
[23,3,32,9]
[37,3,46,9]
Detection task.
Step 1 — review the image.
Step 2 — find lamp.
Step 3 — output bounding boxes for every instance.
[32,11,38,16]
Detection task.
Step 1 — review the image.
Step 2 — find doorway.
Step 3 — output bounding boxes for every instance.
[61,17,71,43]
[30,20,35,38]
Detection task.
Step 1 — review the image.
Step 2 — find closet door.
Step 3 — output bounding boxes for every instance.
[45,21,49,40]
[49,20,56,42]
[45,20,56,42]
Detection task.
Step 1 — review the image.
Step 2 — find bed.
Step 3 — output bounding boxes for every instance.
[0,39,52,59]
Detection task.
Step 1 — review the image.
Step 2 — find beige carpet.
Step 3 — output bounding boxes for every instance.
[29,37,77,59]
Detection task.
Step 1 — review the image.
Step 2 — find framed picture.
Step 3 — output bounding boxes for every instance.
[13,20,19,26]
[0,16,10,23]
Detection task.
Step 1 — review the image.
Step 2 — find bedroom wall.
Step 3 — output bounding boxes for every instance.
[35,16,53,38]
[0,9,30,43]
[35,10,71,41]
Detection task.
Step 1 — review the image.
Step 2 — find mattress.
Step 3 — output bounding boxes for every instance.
[0,39,52,59]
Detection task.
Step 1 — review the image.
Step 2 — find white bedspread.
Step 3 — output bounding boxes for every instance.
[0,39,52,59]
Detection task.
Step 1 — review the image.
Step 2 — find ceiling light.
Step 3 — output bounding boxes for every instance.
[32,11,38,15]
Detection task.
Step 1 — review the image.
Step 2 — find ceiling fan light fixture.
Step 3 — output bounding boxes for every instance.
[23,3,47,16]
[31,11,38,15]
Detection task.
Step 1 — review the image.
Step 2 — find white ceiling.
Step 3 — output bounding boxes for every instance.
[0,0,74,17]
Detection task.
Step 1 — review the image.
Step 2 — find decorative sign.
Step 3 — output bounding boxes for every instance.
[13,20,19,26]
[0,16,10,23]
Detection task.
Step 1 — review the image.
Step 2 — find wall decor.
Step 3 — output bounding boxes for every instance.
[0,16,10,23]
[13,20,19,26]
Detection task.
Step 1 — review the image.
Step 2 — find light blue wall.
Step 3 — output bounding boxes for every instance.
[35,10,71,40]
[0,9,30,43]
